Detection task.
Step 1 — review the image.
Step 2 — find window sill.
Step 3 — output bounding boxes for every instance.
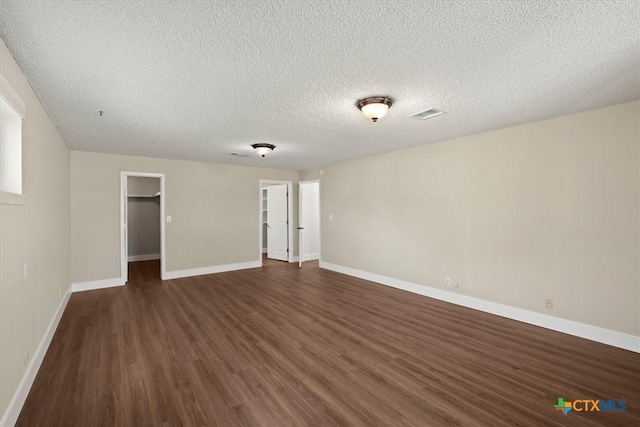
[0,191,24,205]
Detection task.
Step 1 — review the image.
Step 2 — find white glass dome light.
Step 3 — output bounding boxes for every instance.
[251,143,276,157]
[357,96,393,122]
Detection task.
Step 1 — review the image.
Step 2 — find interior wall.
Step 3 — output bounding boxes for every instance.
[71,151,299,283]
[303,101,640,337]
[127,198,161,258]
[300,181,320,260]
[127,176,160,195]
[0,39,70,418]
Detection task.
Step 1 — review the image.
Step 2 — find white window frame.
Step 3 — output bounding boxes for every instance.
[0,74,26,205]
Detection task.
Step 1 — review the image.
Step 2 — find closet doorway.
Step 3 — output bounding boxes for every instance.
[120,172,166,283]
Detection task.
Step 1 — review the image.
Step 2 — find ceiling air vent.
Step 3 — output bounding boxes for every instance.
[410,108,445,120]
[231,152,250,157]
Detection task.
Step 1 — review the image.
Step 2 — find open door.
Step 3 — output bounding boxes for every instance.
[298,180,321,268]
[266,184,289,261]
[298,182,304,267]
[122,174,128,283]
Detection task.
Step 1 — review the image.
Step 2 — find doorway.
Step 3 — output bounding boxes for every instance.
[120,172,166,283]
[259,180,294,264]
[298,180,321,267]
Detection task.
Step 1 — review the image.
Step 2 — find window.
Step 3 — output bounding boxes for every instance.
[0,75,25,204]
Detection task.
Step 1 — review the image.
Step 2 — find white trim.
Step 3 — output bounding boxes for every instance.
[128,253,161,262]
[303,253,320,261]
[127,192,160,198]
[0,74,26,118]
[0,287,71,427]
[262,248,267,254]
[165,260,261,280]
[259,180,294,265]
[319,262,640,353]
[71,277,125,293]
[0,191,24,205]
[289,254,319,263]
[120,172,166,283]
[0,76,25,200]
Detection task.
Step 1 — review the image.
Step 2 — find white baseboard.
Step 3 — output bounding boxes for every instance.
[165,260,261,280]
[71,277,125,293]
[290,254,319,263]
[262,248,267,254]
[319,261,640,353]
[0,287,72,427]
[128,253,160,262]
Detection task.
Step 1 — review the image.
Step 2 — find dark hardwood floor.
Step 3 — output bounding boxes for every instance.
[18,258,639,426]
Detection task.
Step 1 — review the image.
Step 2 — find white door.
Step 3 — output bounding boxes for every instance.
[298,183,304,267]
[298,181,321,267]
[267,184,288,261]
[122,175,129,283]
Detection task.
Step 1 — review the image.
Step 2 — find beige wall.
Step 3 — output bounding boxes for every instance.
[127,197,161,257]
[0,39,70,417]
[71,151,299,282]
[127,176,160,195]
[304,101,640,336]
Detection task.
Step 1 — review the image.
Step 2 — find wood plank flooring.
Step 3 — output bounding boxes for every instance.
[17,258,640,426]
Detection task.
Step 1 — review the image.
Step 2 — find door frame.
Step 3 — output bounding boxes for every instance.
[259,180,294,265]
[298,179,321,267]
[120,172,166,283]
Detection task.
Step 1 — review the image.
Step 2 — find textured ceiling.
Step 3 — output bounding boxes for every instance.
[1,1,639,170]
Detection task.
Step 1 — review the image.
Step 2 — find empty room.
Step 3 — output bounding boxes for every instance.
[0,1,639,426]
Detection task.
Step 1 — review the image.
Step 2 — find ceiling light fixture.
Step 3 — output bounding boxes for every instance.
[357,96,393,122]
[251,143,276,157]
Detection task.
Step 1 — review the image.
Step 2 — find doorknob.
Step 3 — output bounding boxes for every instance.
[297,227,304,230]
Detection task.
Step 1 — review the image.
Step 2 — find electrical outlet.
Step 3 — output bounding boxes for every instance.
[454,280,459,288]
[24,349,29,366]
[445,277,451,287]
[545,298,553,309]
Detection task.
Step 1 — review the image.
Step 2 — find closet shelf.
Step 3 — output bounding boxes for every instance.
[128,191,161,198]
